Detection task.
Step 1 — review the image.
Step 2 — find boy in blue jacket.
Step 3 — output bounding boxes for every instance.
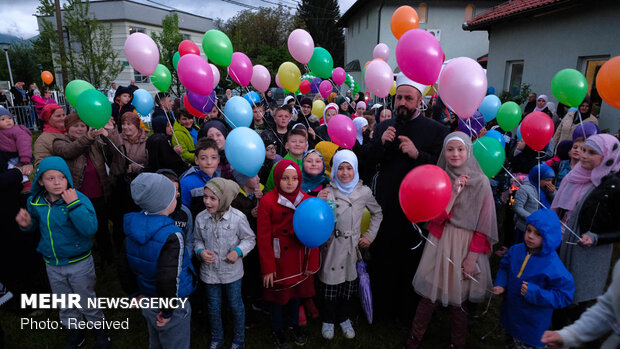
[493,208,574,348]
[15,156,109,349]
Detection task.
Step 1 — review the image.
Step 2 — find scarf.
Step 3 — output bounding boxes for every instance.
[274,160,303,204]
[204,177,239,220]
[533,94,548,112]
[353,117,368,145]
[322,103,338,126]
[331,149,359,196]
[41,104,65,134]
[301,150,329,193]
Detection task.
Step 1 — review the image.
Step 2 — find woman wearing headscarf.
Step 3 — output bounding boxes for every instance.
[300,150,330,196]
[354,101,366,119]
[336,97,350,117]
[315,103,338,142]
[198,118,233,179]
[406,131,497,349]
[144,115,188,176]
[33,103,66,167]
[552,97,598,152]
[531,94,553,118]
[551,134,620,324]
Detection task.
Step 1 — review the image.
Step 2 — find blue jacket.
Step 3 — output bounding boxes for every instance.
[179,166,220,207]
[25,156,97,266]
[495,208,574,347]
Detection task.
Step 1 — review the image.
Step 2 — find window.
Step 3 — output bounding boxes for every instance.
[579,55,609,113]
[183,33,191,40]
[128,26,145,35]
[418,3,427,23]
[505,60,524,97]
[465,5,474,22]
[134,69,150,84]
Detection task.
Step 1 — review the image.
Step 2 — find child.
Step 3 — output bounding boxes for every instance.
[172,109,200,163]
[123,172,195,349]
[272,106,293,157]
[556,137,583,189]
[180,138,220,216]
[258,132,281,185]
[257,160,319,348]
[15,156,110,349]
[301,149,330,196]
[194,178,256,349]
[317,150,382,339]
[513,164,556,244]
[0,107,33,182]
[111,86,134,132]
[157,169,194,254]
[493,208,574,348]
[264,126,308,192]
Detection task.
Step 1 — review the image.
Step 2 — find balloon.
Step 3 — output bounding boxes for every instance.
[228,52,253,86]
[551,69,588,107]
[484,129,506,148]
[299,80,311,95]
[124,32,159,76]
[572,121,599,140]
[293,198,335,248]
[178,40,200,56]
[177,54,213,96]
[478,94,501,122]
[438,57,487,119]
[172,51,181,70]
[473,137,505,178]
[373,43,390,61]
[457,111,485,136]
[398,165,451,223]
[187,90,216,113]
[75,89,111,129]
[396,29,443,85]
[389,81,397,96]
[275,74,283,89]
[225,127,266,177]
[210,64,220,89]
[277,62,301,93]
[327,114,356,149]
[151,64,172,92]
[521,111,554,151]
[310,77,322,93]
[41,71,53,85]
[595,56,620,109]
[365,59,393,98]
[332,67,346,85]
[312,100,325,118]
[496,102,522,132]
[250,64,271,93]
[319,80,332,98]
[287,29,314,65]
[223,96,252,128]
[65,80,95,107]
[516,124,523,140]
[202,30,233,66]
[308,47,333,79]
[360,208,371,234]
[244,91,261,105]
[132,89,154,116]
[391,6,419,39]
[183,93,208,119]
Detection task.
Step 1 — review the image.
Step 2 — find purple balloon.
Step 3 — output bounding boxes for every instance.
[310,77,322,93]
[572,121,599,140]
[187,90,216,113]
[458,111,486,136]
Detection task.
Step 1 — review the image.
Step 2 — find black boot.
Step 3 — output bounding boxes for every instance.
[63,329,85,349]
[94,328,111,349]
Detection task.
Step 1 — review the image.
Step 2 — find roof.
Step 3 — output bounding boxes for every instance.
[464,0,574,30]
[338,0,368,27]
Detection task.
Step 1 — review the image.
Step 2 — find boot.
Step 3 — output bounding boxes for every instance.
[407,298,438,348]
[449,305,468,349]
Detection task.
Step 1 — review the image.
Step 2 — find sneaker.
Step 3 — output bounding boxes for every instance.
[93,329,111,349]
[272,331,290,349]
[339,319,355,339]
[63,329,86,349]
[304,298,319,319]
[0,283,13,307]
[288,325,307,346]
[321,322,334,340]
[209,341,223,349]
[298,305,307,326]
[231,342,243,349]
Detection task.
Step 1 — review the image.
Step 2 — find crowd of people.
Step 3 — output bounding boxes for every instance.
[0,73,619,349]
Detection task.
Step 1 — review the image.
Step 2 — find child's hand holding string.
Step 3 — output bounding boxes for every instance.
[263,273,274,288]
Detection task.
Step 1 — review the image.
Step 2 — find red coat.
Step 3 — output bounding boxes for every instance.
[257,190,319,304]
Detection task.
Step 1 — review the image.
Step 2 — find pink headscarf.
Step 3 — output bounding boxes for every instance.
[533,94,548,112]
[322,103,338,125]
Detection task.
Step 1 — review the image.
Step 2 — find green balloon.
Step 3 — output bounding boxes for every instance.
[308,47,333,79]
[496,101,522,132]
[172,51,181,70]
[551,69,588,107]
[75,89,112,129]
[151,64,172,92]
[473,137,505,178]
[65,80,95,107]
[202,30,233,66]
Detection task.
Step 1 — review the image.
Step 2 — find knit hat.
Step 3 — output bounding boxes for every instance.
[121,112,141,130]
[151,115,168,134]
[131,173,177,214]
[300,97,312,107]
[64,113,84,130]
[0,106,13,118]
[204,177,240,220]
[202,118,228,138]
[556,140,573,161]
[261,131,277,148]
[40,103,63,123]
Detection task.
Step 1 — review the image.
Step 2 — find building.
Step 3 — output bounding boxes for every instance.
[464,0,620,133]
[339,0,501,93]
[36,0,213,94]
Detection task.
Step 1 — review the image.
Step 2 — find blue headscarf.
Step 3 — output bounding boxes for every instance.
[301,150,329,193]
[331,149,359,196]
[528,164,555,209]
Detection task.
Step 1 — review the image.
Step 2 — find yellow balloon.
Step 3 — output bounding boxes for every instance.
[315,141,339,176]
[277,62,301,93]
[360,208,371,234]
[312,100,325,118]
[389,80,397,96]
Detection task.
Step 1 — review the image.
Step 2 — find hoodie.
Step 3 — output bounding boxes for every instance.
[494,208,574,347]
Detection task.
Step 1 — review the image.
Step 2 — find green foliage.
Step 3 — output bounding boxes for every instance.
[295,0,344,67]
[0,41,42,87]
[36,0,55,16]
[151,13,184,97]
[499,83,531,105]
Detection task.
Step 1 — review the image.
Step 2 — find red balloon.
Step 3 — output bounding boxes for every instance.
[183,94,208,119]
[178,40,200,56]
[521,111,554,151]
[300,80,311,95]
[399,165,452,223]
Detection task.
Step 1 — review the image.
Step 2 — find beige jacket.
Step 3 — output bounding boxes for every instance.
[33,132,65,168]
[552,111,598,151]
[107,129,148,175]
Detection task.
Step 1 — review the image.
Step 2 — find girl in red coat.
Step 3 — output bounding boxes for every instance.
[257,160,319,348]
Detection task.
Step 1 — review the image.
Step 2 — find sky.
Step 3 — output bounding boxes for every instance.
[0,0,356,40]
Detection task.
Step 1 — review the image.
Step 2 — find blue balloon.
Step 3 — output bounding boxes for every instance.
[244,91,261,105]
[478,95,501,122]
[132,89,154,116]
[310,77,322,93]
[568,107,578,114]
[484,129,506,147]
[516,124,522,140]
[223,96,252,128]
[224,127,265,177]
[293,198,335,248]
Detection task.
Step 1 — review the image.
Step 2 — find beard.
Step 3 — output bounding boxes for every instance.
[395,105,416,124]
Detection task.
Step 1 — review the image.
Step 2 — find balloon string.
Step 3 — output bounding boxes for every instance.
[162,109,180,145]
[101,135,145,169]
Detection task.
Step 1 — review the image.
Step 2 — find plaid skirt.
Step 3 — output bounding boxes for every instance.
[321,279,358,301]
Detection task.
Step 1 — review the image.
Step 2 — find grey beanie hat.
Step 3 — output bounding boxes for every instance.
[131,173,177,214]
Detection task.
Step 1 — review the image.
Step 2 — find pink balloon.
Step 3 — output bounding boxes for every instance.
[227,52,253,86]
[438,57,487,119]
[124,32,160,76]
[319,80,332,98]
[364,59,393,98]
[251,64,271,93]
[332,67,346,86]
[395,29,444,85]
[328,114,356,149]
[210,63,220,89]
[288,29,314,65]
[177,54,213,96]
[275,74,283,89]
[373,43,390,61]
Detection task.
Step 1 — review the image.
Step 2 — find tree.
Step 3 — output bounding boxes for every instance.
[295,0,344,67]
[0,41,41,87]
[151,13,184,97]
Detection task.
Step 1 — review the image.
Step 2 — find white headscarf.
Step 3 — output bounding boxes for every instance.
[353,117,368,145]
[331,150,359,196]
[323,103,338,126]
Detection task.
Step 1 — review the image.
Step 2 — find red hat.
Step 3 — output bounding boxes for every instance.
[40,103,63,123]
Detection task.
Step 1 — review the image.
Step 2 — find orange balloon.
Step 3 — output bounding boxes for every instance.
[41,71,54,85]
[391,6,419,40]
[596,56,620,109]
